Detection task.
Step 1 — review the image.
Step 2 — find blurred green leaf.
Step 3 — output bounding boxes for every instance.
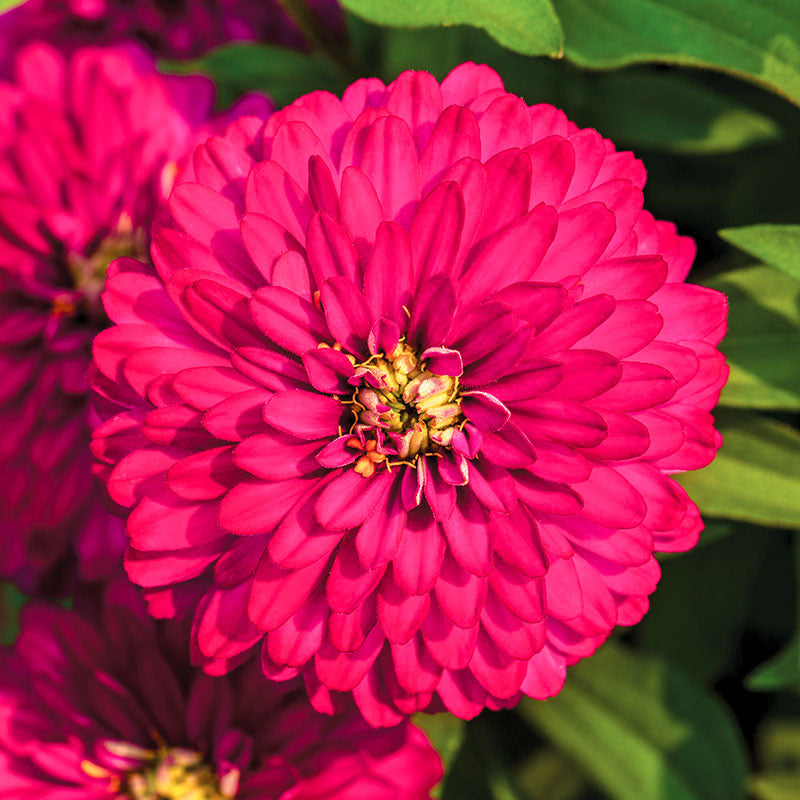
[552,0,800,107]
[521,643,748,800]
[750,771,800,800]
[513,747,587,800]
[676,411,800,528]
[0,0,24,11]
[442,713,522,800]
[414,713,467,798]
[570,70,781,154]
[340,0,563,58]
[748,540,800,692]
[703,265,800,409]
[749,637,800,692]
[0,583,26,645]
[756,718,800,770]
[642,524,773,681]
[166,43,348,108]
[720,225,800,282]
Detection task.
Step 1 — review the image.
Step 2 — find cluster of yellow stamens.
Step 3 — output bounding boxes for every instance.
[331,340,463,477]
[56,213,146,319]
[82,740,237,800]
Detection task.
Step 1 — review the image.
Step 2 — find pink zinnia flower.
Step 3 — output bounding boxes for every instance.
[0,581,442,798]
[0,0,343,73]
[0,42,272,592]
[92,63,729,726]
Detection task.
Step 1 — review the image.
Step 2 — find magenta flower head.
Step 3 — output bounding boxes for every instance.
[0,42,272,592]
[92,63,729,726]
[0,580,442,798]
[0,0,343,73]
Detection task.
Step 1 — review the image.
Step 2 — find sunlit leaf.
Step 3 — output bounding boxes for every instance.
[552,0,800,106]
[0,0,24,12]
[705,265,800,409]
[676,411,800,528]
[521,643,748,800]
[750,771,800,800]
[340,0,563,58]
[719,225,800,283]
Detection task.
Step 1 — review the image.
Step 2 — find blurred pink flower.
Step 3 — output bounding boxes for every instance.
[0,42,272,592]
[92,63,729,725]
[0,0,343,73]
[0,580,442,798]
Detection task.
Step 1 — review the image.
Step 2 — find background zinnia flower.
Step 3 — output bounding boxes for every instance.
[91,62,728,726]
[0,41,272,592]
[0,579,442,798]
[0,0,344,74]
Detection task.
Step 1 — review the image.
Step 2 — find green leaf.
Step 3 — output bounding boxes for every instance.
[676,410,800,528]
[750,772,800,800]
[413,713,467,798]
[748,540,800,692]
[164,43,348,108]
[0,0,25,12]
[704,265,800,409]
[552,0,800,107]
[513,747,587,800]
[340,0,563,58]
[520,643,748,800]
[719,225,800,283]
[0,583,27,645]
[749,636,800,692]
[568,70,781,154]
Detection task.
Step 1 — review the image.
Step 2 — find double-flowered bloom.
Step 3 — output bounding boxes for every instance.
[0,581,441,798]
[0,42,271,591]
[92,63,729,725]
[0,0,343,74]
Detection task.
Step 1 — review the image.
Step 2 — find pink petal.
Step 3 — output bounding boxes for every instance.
[460,391,510,432]
[364,221,413,328]
[320,276,372,358]
[358,115,420,224]
[263,390,344,440]
[301,347,356,394]
[315,468,394,530]
[250,285,330,355]
[218,478,313,535]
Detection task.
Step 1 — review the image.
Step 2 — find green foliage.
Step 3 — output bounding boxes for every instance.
[551,0,800,106]
[165,43,349,108]
[677,411,800,527]
[520,643,748,800]
[340,0,563,58]
[641,524,777,682]
[0,0,23,11]
[720,225,800,283]
[703,265,800,409]
[414,713,467,798]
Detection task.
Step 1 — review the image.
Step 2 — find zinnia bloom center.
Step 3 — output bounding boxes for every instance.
[60,214,147,321]
[343,340,463,477]
[87,742,235,800]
